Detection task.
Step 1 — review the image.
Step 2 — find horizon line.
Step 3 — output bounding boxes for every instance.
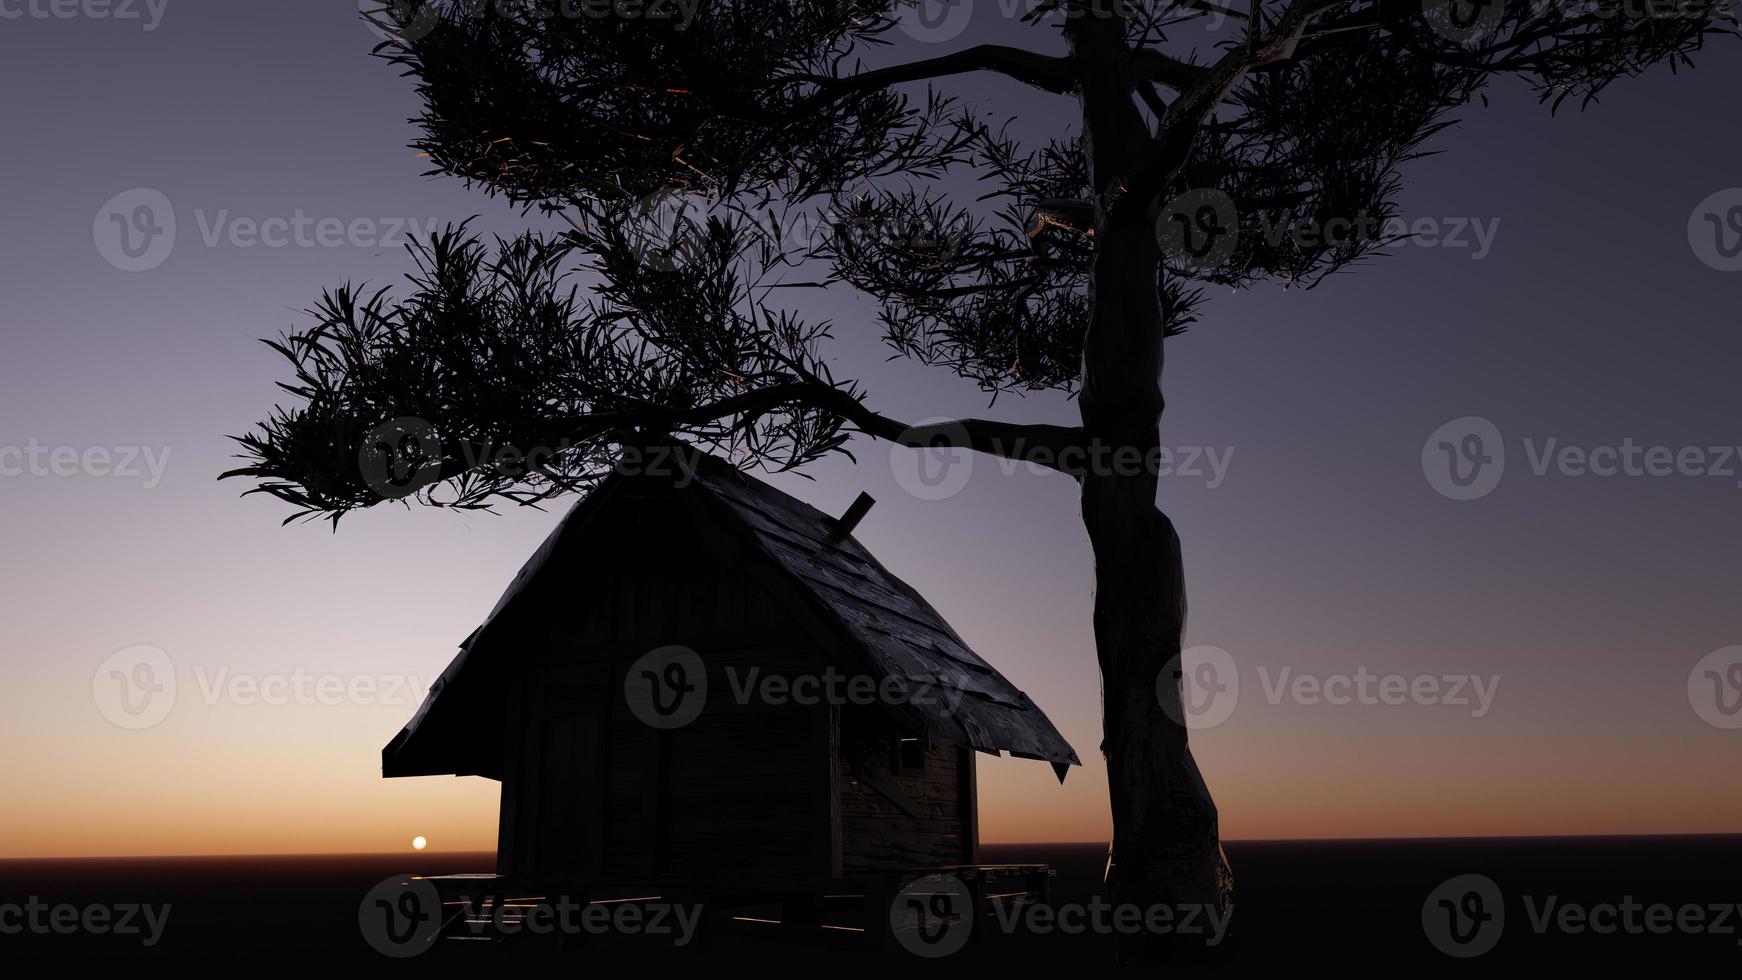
[6,831,1742,862]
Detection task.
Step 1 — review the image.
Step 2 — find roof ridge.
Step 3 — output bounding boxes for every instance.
[383,448,1080,778]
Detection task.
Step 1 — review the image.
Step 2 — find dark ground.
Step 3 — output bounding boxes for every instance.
[3,836,1739,969]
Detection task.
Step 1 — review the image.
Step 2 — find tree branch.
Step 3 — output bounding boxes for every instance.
[1129,47,1209,93]
[420,381,1087,484]
[1116,0,1349,217]
[827,395,1087,471]
[792,44,1081,97]
[710,383,1087,473]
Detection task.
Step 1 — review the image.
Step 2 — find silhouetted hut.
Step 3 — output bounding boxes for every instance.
[383,451,1077,890]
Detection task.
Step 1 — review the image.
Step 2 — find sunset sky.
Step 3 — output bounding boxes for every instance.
[1,3,1738,858]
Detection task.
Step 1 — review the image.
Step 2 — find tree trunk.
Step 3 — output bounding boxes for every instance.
[1079,218,1232,965]
[1067,14,1232,956]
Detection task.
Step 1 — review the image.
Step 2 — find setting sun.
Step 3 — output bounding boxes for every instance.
[411,836,426,851]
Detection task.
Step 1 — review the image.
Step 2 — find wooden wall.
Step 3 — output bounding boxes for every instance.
[839,719,976,870]
[495,488,833,883]
[492,485,979,885]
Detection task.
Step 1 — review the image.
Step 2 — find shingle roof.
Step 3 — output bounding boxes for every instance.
[382,453,1079,777]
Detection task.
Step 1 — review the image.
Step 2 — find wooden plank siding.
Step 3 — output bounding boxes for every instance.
[839,730,974,871]
[498,489,839,883]
[408,476,1016,889]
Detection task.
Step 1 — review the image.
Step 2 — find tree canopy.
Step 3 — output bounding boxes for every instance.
[226,0,1732,518]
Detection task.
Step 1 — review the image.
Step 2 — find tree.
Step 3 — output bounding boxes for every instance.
[226,0,1731,962]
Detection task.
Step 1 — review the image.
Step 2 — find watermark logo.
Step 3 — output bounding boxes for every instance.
[1426,420,1742,499]
[889,426,1235,501]
[361,0,444,43]
[889,886,1234,958]
[1159,645,1239,730]
[363,0,702,42]
[1426,0,1731,48]
[622,649,963,728]
[1157,188,1240,272]
[890,874,974,957]
[359,878,704,955]
[896,0,975,42]
[625,645,707,729]
[723,667,967,716]
[96,189,451,269]
[1422,416,1506,501]
[890,419,975,502]
[1423,873,1505,957]
[358,875,443,958]
[990,898,1232,946]
[92,644,176,730]
[93,188,176,272]
[1689,646,1742,729]
[1159,192,1502,264]
[357,425,707,499]
[1689,188,1742,272]
[1156,648,1502,726]
[1425,873,1742,956]
[1247,210,1502,261]
[624,188,709,272]
[189,667,439,708]
[93,650,446,726]
[451,894,702,944]
[190,210,447,250]
[1260,666,1500,717]
[1420,0,1506,44]
[360,417,444,500]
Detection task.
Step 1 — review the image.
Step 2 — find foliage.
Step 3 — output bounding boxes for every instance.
[227,0,1733,517]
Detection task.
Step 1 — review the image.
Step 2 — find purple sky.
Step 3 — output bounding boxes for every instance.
[1,2,1739,856]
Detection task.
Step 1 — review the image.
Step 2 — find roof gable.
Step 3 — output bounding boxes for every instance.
[691,459,1078,768]
[383,453,1079,777]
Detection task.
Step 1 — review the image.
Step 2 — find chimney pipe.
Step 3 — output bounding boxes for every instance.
[832,492,876,539]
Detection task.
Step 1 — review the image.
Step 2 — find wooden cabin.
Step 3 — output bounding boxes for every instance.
[382,451,1077,889]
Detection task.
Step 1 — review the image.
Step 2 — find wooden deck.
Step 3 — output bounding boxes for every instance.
[413,863,1054,953]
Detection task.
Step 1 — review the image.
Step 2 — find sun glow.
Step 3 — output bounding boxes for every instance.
[411,836,427,851]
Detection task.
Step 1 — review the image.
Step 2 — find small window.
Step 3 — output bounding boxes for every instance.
[893,736,925,774]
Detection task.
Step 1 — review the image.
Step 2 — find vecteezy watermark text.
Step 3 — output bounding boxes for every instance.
[0,898,172,947]
[1423,416,1742,501]
[190,666,440,708]
[362,0,704,45]
[1156,188,1502,270]
[623,645,966,729]
[888,874,1231,958]
[93,188,449,272]
[1423,873,1742,958]
[889,423,1234,502]
[1159,645,1501,730]
[0,440,171,488]
[0,0,168,30]
[358,875,701,958]
[92,644,443,730]
[991,898,1232,945]
[358,418,705,499]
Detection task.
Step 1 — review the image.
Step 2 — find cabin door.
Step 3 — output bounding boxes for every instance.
[534,711,605,880]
